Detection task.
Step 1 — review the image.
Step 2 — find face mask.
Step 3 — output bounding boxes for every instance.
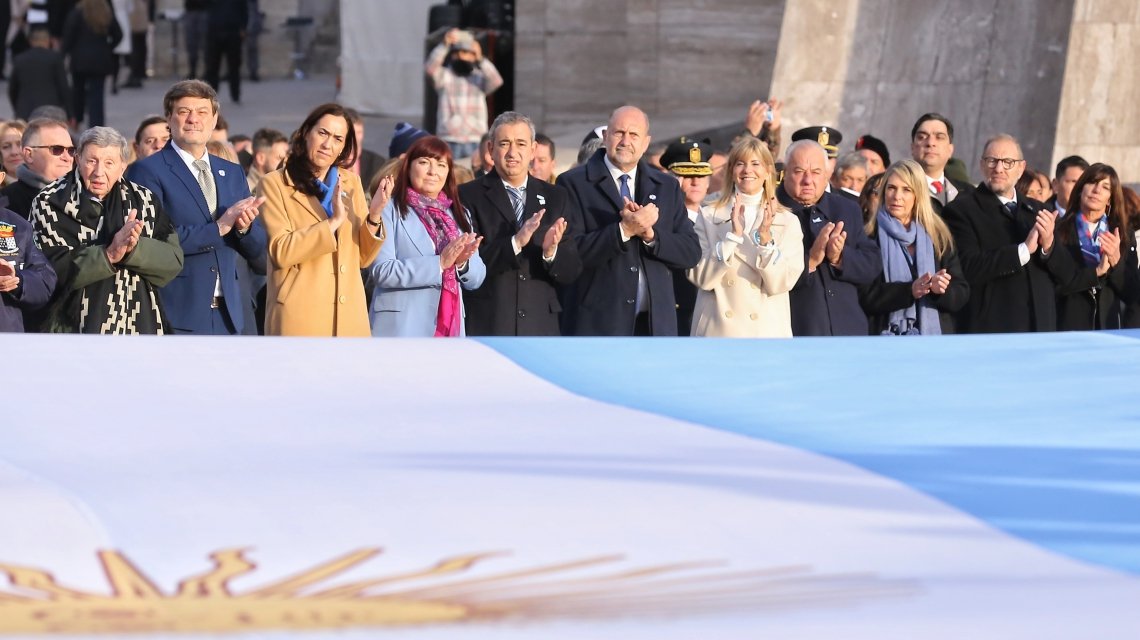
[449,59,475,76]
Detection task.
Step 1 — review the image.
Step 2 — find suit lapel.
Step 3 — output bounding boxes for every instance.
[400,208,435,256]
[483,173,517,227]
[163,145,212,221]
[585,152,623,212]
[290,187,327,224]
[635,164,657,207]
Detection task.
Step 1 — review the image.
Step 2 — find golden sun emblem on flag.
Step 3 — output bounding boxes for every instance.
[0,548,914,634]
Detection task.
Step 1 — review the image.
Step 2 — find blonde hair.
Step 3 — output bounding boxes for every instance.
[714,136,782,211]
[206,140,239,164]
[869,159,955,258]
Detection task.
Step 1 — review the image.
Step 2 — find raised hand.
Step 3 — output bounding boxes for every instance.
[543,217,567,259]
[515,208,546,248]
[219,195,266,235]
[731,202,745,237]
[825,220,846,267]
[756,201,775,245]
[1099,229,1121,267]
[744,100,769,137]
[1025,224,1040,255]
[441,233,480,270]
[808,222,834,272]
[105,210,143,265]
[1034,210,1056,253]
[369,175,395,218]
[327,182,349,233]
[454,234,483,269]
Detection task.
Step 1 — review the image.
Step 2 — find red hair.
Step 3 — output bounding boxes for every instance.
[392,136,470,232]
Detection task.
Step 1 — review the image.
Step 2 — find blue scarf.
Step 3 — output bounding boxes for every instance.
[314,167,340,218]
[1075,213,1108,267]
[876,208,942,336]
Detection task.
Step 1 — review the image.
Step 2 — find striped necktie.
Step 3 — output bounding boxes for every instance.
[506,184,525,224]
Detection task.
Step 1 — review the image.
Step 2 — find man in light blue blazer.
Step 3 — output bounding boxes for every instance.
[127,80,267,335]
[369,198,486,337]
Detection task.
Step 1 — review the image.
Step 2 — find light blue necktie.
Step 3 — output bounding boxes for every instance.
[506,184,526,224]
[619,174,632,202]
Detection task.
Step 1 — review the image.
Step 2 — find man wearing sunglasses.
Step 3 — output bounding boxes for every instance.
[0,118,75,220]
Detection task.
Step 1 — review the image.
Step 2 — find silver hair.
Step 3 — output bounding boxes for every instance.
[78,126,131,162]
[577,137,604,165]
[784,139,828,167]
[489,111,536,144]
[981,133,1023,159]
[836,151,869,173]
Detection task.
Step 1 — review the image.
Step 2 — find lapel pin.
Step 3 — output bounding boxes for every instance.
[218,169,226,177]
[649,194,657,201]
[536,194,546,206]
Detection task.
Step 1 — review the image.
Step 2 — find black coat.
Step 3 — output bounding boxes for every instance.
[208,0,248,35]
[0,180,41,220]
[557,149,700,336]
[461,172,582,336]
[1053,220,1140,331]
[931,177,974,215]
[8,46,71,120]
[942,183,1076,333]
[61,5,122,76]
[779,186,882,336]
[858,230,970,335]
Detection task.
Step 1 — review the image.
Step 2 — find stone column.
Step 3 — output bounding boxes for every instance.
[1053,0,1140,182]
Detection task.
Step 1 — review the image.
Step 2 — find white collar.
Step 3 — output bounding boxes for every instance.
[603,154,637,194]
[500,174,528,192]
[172,142,210,174]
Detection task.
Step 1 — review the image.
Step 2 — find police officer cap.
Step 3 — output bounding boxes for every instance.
[660,137,713,177]
[791,126,842,158]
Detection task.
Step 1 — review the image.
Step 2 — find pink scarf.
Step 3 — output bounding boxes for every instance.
[407,188,463,336]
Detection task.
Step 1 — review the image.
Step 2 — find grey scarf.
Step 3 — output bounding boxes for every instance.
[17,164,51,191]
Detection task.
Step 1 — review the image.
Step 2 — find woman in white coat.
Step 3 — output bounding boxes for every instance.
[688,137,804,337]
[369,135,486,336]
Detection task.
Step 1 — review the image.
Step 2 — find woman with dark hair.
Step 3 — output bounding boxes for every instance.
[858,171,886,230]
[368,135,485,337]
[260,103,391,336]
[61,0,122,127]
[858,160,970,335]
[1054,163,1139,330]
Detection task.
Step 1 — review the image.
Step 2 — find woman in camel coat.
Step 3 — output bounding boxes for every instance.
[260,103,389,336]
[688,137,804,337]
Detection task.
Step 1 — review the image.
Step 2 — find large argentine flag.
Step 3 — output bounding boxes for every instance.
[2,333,1139,638]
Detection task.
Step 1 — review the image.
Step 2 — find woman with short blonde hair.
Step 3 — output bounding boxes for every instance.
[687,136,805,337]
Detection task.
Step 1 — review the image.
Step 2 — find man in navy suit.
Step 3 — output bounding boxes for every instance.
[778,139,882,336]
[127,80,266,335]
[557,105,700,336]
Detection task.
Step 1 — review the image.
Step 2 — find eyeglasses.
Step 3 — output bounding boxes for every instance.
[28,145,76,157]
[982,157,1023,170]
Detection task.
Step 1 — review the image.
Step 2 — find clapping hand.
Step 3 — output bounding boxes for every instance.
[516,208,546,248]
[0,259,19,293]
[730,202,745,237]
[929,269,952,295]
[756,200,775,245]
[441,233,482,270]
[825,220,846,268]
[219,195,266,235]
[369,175,395,218]
[542,217,567,259]
[1034,211,1056,253]
[327,183,349,233]
[807,222,835,272]
[105,210,143,265]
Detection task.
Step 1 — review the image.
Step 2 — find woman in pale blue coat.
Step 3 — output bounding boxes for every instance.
[369,136,486,336]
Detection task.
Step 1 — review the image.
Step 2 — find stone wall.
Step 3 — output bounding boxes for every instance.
[1053,0,1140,180]
[514,0,785,136]
[770,0,1075,181]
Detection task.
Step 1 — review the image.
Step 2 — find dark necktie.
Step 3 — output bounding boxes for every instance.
[1003,200,1018,218]
[619,174,632,202]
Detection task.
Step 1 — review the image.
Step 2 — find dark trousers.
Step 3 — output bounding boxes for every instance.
[71,72,106,126]
[127,30,147,81]
[205,33,242,102]
[183,9,208,77]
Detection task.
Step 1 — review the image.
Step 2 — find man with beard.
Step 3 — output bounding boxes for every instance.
[425,28,503,160]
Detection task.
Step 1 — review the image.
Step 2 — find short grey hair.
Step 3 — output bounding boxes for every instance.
[489,111,536,144]
[836,151,869,173]
[577,137,604,165]
[981,133,1022,159]
[78,126,131,162]
[784,139,828,168]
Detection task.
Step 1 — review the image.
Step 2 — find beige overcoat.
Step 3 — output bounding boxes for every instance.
[260,169,384,336]
[688,203,805,337]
